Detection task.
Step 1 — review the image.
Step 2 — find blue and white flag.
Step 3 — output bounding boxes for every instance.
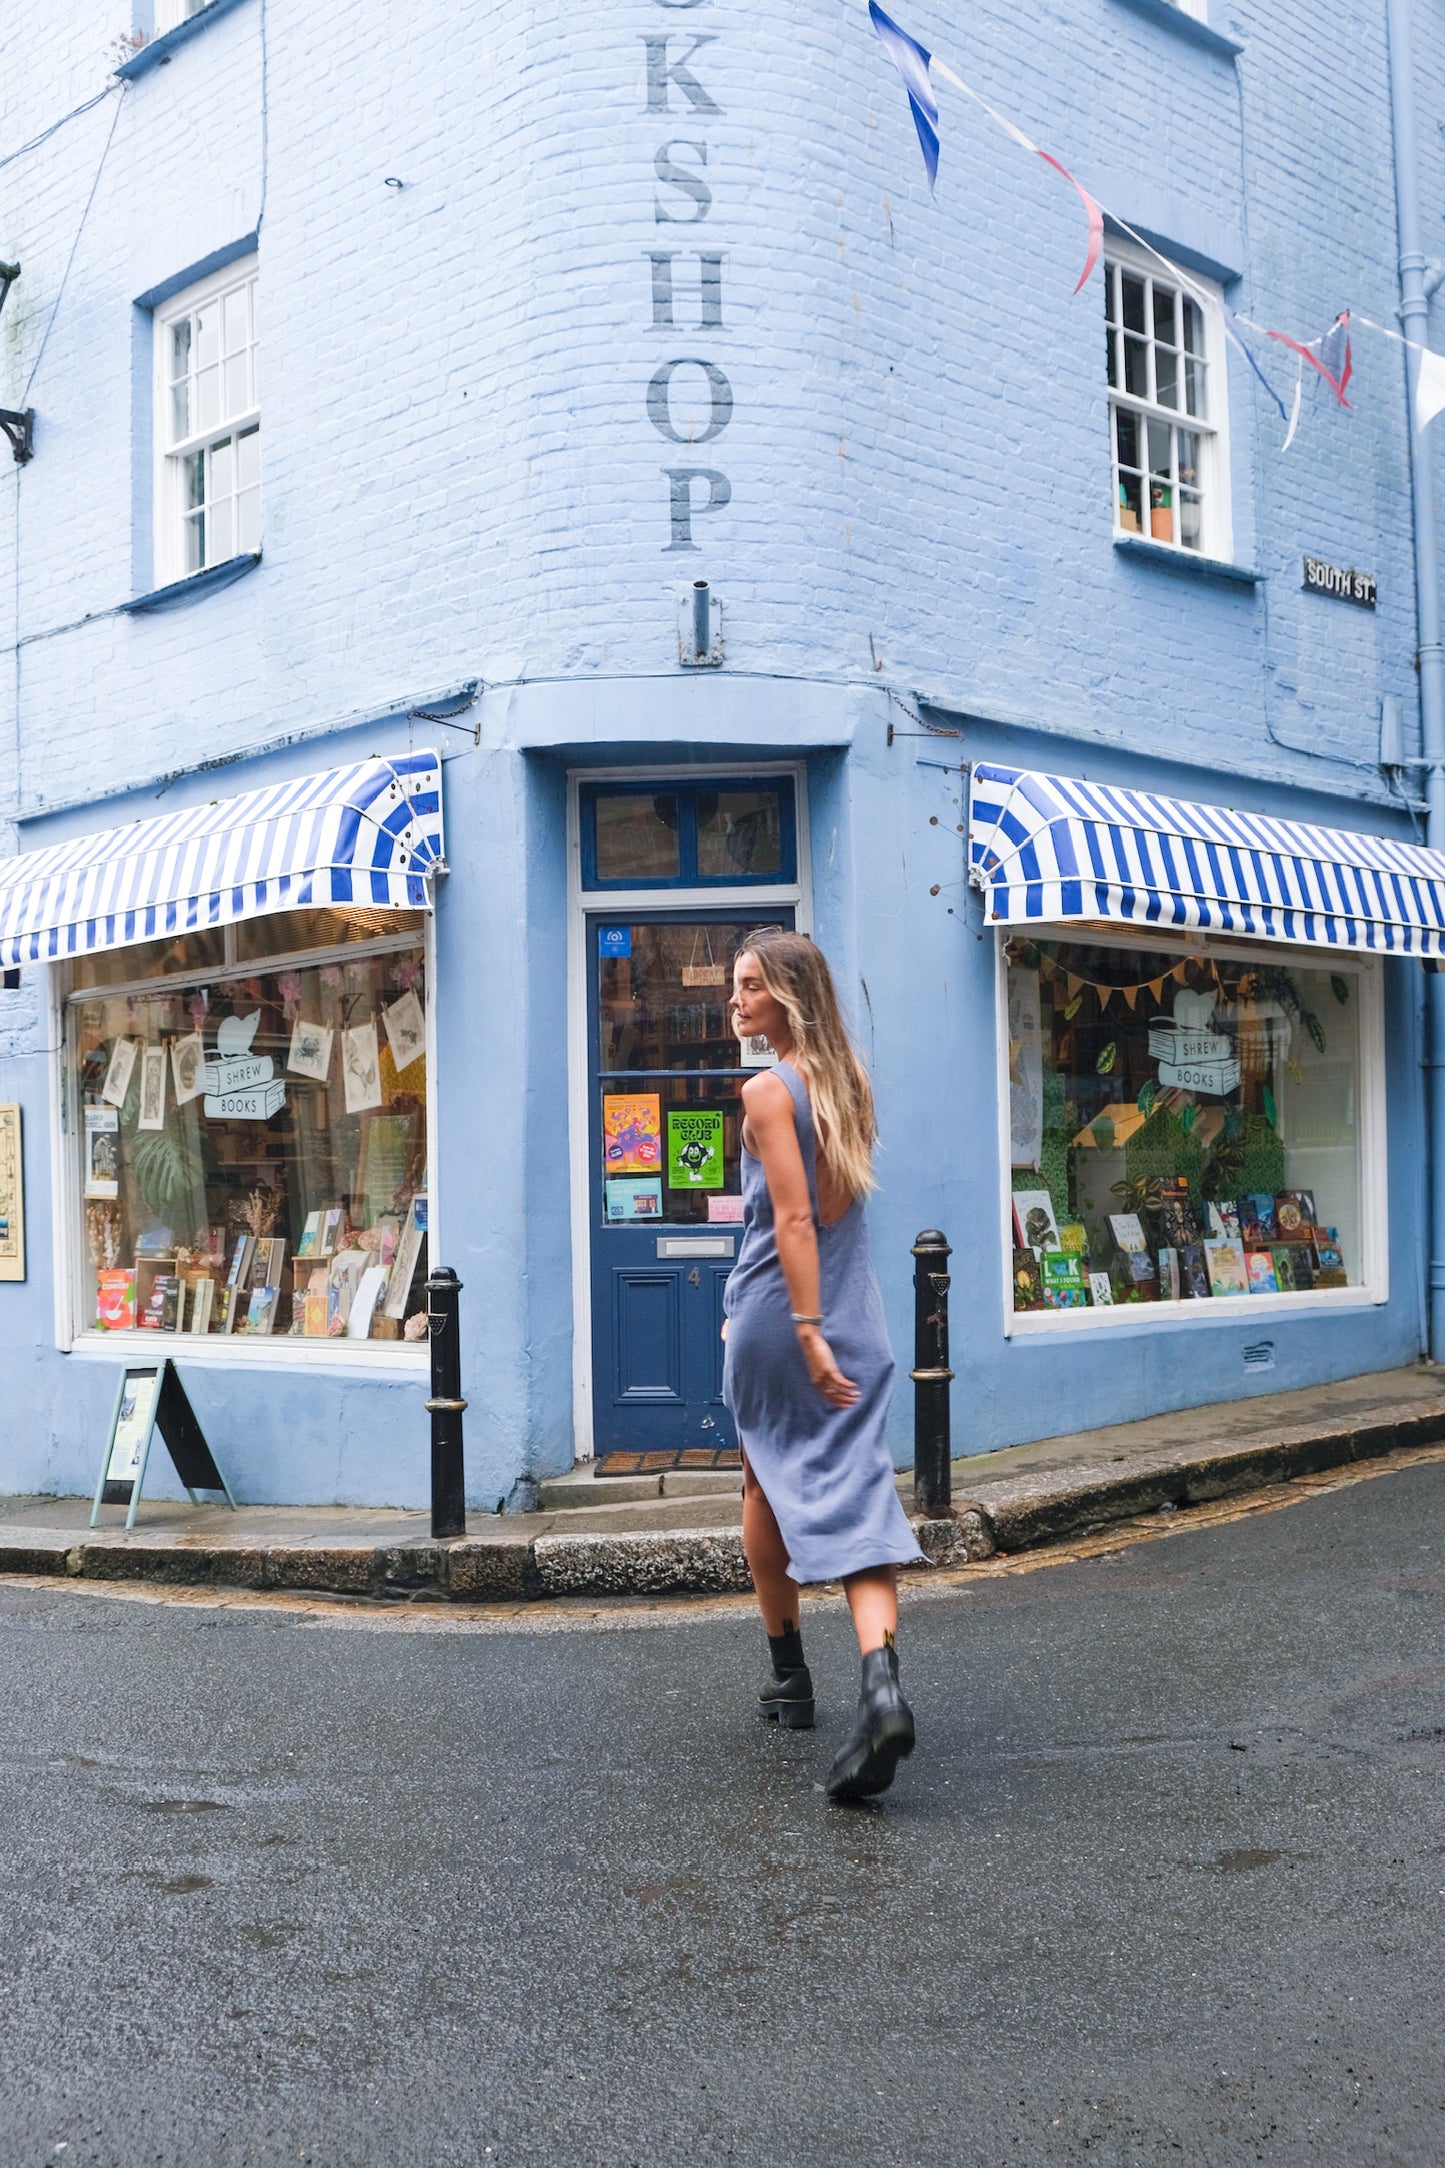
[869,2,939,193]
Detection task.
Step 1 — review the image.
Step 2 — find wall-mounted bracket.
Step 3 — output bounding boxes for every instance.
[0,409,34,465]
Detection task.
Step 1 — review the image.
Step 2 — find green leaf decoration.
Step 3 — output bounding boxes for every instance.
[1262,1085,1277,1128]
[1063,994,1083,1020]
[1180,1101,1197,1134]
[1305,1012,1326,1053]
[1286,1058,1304,1086]
[1136,1078,1158,1120]
[1096,1042,1117,1075]
[1091,1115,1116,1153]
[1330,974,1350,1006]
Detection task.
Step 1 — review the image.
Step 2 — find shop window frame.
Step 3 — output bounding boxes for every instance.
[51,914,435,1368]
[993,924,1388,1338]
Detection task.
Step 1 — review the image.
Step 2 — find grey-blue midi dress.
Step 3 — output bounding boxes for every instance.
[721,1061,925,1586]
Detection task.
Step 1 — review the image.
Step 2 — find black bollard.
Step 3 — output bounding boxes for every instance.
[910,1230,954,1519]
[425,1266,468,1539]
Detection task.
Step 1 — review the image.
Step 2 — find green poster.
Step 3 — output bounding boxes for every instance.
[668,1109,724,1189]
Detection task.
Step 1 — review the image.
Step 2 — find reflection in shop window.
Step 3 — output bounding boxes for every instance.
[72,924,429,1347]
[1004,935,1366,1315]
[594,793,680,882]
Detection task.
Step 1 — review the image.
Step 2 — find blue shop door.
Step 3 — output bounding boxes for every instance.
[589,909,792,1458]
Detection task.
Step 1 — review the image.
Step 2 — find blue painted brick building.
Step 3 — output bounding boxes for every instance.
[2,0,1443,1508]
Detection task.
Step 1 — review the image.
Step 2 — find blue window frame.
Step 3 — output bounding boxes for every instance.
[580,777,797,890]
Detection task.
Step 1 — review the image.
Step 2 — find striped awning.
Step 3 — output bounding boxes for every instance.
[968,762,1445,956]
[0,749,443,968]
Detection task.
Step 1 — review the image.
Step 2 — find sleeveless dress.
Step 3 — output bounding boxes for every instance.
[721,1061,925,1586]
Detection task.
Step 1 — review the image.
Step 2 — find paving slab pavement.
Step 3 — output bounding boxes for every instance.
[3,1360,1442,1601]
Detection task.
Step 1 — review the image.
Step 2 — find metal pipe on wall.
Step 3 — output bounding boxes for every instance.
[1385,0,1445,1359]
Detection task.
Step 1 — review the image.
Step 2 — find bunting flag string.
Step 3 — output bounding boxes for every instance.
[865,1,1445,445]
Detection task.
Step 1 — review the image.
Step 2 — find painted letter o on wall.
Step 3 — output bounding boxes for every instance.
[647,358,734,445]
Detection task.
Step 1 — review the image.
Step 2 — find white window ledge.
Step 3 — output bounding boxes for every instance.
[66,1331,427,1378]
[1110,0,1243,60]
[115,0,253,80]
[122,551,260,614]
[1114,535,1262,587]
[1006,1283,1384,1338]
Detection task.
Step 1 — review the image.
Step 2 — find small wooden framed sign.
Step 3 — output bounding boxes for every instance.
[90,1359,236,1530]
[0,1103,24,1282]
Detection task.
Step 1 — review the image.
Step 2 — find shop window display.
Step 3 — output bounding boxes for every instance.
[1004,935,1368,1318]
[71,920,428,1348]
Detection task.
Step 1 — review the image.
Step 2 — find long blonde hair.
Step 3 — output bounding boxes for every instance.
[737,929,877,1198]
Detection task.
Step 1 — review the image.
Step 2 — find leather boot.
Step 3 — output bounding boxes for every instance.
[759,1624,814,1730]
[825,1643,914,1801]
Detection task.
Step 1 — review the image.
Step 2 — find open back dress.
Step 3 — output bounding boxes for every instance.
[721,1061,925,1586]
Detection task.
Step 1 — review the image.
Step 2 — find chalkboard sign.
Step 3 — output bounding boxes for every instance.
[90,1360,235,1530]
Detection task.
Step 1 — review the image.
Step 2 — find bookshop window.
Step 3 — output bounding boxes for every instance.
[1004,934,1372,1318]
[69,915,429,1349]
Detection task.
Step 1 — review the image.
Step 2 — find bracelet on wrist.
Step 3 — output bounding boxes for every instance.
[791,1313,823,1327]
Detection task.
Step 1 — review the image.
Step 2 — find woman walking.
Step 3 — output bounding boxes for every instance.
[722,929,924,1803]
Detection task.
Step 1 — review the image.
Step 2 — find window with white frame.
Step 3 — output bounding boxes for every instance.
[154,0,212,36]
[153,257,259,585]
[1105,244,1228,558]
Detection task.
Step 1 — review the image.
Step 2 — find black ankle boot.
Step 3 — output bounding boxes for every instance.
[759,1625,814,1730]
[825,1643,915,1801]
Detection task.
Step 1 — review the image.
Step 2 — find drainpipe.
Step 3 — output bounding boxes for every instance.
[1385,0,1445,1360]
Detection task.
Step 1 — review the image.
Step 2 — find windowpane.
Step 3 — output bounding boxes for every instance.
[222,286,248,354]
[224,352,249,414]
[1152,284,1178,345]
[74,940,429,1347]
[1123,334,1149,399]
[1177,429,1201,488]
[594,794,681,881]
[210,435,233,500]
[194,301,220,368]
[170,319,191,381]
[184,451,205,509]
[208,495,233,566]
[182,510,204,574]
[1105,262,1119,327]
[1107,326,1119,389]
[1179,490,1203,550]
[237,425,260,488]
[170,383,190,443]
[1114,408,1139,469]
[1182,297,1205,355]
[1184,353,1206,419]
[1147,419,1172,478]
[72,929,227,989]
[1155,345,1178,410]
[1005,939,1365,1317]
[196,364,220,434]
[237,486,261,554]
[1121,274,1147,334]
[1116,470,1143,533]
[696,790,784,878]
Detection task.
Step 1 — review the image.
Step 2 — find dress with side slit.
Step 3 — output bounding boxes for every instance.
[721,1060,924,1586]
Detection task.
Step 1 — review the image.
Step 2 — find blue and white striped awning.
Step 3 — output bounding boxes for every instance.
[0,748,443,968]
[968,762,1445,956]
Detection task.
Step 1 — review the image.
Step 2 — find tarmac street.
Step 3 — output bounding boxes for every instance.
[0,1463,1440,2166]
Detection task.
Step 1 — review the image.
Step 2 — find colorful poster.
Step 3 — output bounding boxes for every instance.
[603,1093,662,1175]
[105,1368,162,1484]
[606,1177,663,1222]
[668,1109,724,1189]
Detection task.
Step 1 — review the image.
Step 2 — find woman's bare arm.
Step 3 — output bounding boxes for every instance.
[743,1072,859,1409]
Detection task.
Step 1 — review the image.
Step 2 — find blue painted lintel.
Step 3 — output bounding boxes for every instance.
[115,0,253,80]
[120,552,261,614]
[1113,536,1262,587]
[1110,0,1244,59]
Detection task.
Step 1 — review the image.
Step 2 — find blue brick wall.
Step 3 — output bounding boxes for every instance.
[0,0,1437,1502]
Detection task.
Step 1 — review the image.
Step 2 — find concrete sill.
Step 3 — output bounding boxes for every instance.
[1113,536,1262,588]
[121,552,261,615]
[115,0,253,79]
[1110,0,1243,59]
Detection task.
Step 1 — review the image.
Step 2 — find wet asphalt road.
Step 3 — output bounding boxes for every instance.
[0,1465,1441,2168]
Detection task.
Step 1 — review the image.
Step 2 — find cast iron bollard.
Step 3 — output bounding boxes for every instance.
[910,1230,954,1519]
[425,1266,468,1539]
